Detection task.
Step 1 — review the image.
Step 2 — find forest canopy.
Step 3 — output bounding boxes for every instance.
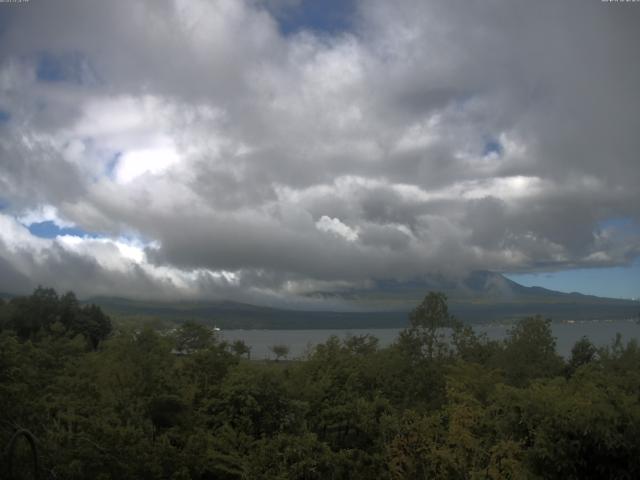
[1,288,639,479]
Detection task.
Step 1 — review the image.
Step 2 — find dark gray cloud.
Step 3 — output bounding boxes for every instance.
[0,0,638,300]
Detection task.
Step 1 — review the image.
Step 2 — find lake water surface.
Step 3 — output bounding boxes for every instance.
[220,319,640,360]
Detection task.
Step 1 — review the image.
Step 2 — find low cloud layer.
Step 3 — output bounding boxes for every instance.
[0,0,639,302]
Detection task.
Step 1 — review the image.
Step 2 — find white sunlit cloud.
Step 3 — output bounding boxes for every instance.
[63,95,188,184]
[17,204,75,228]
[0,212,250,300]
[316,215,359,242]
[0,0,638,301]
[57,235,147,266]
[113,144,181,184]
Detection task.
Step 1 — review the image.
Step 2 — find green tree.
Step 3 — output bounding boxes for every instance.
[206,365,305,438]
[230,339,251,359]
[247,433,336,479]
[0,297,12,331]
[399,292,458,360]
[566,336,597,376]
[490,370,640,479]
[4,288,111,349]
[495,316,565,386]
[270,344,290,361]
[58,291,80,331]
[173,321,216,354]
[75,303,112,350]
[9,286,59,339]
[451,323,501,364]
[179,342,238,405]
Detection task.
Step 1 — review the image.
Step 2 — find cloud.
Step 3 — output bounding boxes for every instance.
[0,213,345,308]
[0,0,638,301]
[316,216,359,242]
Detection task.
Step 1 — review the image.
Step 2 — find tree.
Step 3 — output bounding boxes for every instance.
[209,365,304,437]
[344,334,379,355]
[566,336,597,376]
[9,286,59,339]
[496,316,564,386]
[270,344,290,361]
[400,292,458,359]
[74,303,112,350]
[247,433,336,479]
[173,321,216,354]
[0,297,13,331]
[231,339,251,359]
[4,288,111,349]
[58,291,80,331]
[147,394,189,430]
[452,323,500,364]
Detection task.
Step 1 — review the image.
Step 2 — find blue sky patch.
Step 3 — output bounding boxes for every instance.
[598,217,640,234]
[105,152,121,179]
[508,218,640,299]
[28,221,96,239]
[36,51,96,85]
[507,256,640,300]
[268,0,357,36]
[483,138,503,156]
[0,110,10,124]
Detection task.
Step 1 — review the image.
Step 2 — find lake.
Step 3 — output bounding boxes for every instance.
[219,319,640,360]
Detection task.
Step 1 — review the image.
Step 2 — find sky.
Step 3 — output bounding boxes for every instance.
[0,0,639,305]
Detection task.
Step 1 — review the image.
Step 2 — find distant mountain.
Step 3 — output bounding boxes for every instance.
[310,270,640,323]
[86,296,408,330]
[312,270,631,305]
[87,271,640,328]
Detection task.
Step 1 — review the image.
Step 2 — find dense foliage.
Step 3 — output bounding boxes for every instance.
[1,289,640,479]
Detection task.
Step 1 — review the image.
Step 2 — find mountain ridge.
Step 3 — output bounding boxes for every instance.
[79,271,639,329]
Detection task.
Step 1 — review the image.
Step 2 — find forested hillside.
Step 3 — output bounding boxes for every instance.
[2,289,640,479]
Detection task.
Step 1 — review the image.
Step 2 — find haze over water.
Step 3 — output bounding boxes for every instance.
[221,319,640,360]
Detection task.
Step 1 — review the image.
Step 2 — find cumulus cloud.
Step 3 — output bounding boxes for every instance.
[0,0,638,302]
